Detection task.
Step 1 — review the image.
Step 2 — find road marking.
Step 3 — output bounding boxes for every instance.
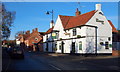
[49,64,61,70]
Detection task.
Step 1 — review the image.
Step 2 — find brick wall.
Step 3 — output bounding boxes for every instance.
[112,50,120,56]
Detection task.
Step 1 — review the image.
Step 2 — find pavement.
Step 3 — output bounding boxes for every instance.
[28,51,120,70]
[30,51,120,60]
[2,48,11,72]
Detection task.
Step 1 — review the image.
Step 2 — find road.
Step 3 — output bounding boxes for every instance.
[2,49,120,71]
[3,52,56,71]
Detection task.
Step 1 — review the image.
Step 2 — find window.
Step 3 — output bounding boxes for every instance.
[59,43,61,50]
[35,38,38,41]
[56,33,59,39]
[108,37,111,41]
[46,35,48,40]
[105,42,109,49]
[79,41,82,50]
[55,43,57,48]
[46,43,48,51]
[32,42,34,44]
[73,28,76,36]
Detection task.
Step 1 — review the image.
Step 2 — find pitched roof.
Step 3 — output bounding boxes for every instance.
[23,34,30,40]
[59,10,97,29]
[39,32,45,36]
[59,15,73,28]
[108,20,118,33]
[45,27,54,34]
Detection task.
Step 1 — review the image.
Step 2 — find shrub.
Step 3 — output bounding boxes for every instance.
[109,44,112,48]
[100,42,104,45]
[60,38,62,40]
[77,35,81,38]
[53,48,57,51]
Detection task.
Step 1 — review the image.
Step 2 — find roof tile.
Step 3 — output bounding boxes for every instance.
[108,20,118,33]
[59,10,96,29]
[45,27,54,34]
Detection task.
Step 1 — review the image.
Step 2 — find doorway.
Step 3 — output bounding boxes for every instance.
[61,41,64,53]
[71,42,75,53]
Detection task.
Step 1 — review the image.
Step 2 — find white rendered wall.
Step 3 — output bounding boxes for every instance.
[53,16,66,39]
[43,43,46,51]
[86,10,112,53]
[48,42,53,52]
[16,39,20,45]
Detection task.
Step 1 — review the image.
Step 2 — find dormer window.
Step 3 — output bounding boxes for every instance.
[73,28,76,36]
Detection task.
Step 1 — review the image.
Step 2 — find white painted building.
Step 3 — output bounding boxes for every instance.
[43,4,116,54]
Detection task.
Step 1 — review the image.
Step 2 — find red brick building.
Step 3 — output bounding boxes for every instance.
[108,20,120,56]
[112,31,120,56]
[16,28,45,52]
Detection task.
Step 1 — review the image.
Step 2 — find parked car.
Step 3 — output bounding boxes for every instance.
[10,47,24,59]
[6,46,13,54]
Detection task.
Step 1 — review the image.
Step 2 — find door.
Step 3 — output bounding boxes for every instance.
[71,42,75,53]
[46,43,48,51]
[61,41,64,53]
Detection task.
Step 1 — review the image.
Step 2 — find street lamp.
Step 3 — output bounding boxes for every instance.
[46,10,54,52]
[46,10,54,23]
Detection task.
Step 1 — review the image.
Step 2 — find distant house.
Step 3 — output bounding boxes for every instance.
[2,40,7,48]
[112,28,120,56]
[16,28,45,52]
[43,4,118,54]
[2,40,16,48]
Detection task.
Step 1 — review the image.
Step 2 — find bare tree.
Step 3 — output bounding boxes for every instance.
[1,3,16,40]
[15,31,25,39]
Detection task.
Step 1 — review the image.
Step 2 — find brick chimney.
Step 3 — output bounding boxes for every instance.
[75,8,81,16]
[35,28,38,32]
[32,29,35,32]
[26,30,30,34]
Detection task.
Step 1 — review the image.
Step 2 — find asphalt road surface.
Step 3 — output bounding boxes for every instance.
[2,49,120,71]
[3,52,56,71]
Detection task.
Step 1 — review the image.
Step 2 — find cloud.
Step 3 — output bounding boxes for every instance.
[107,16,118,20]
